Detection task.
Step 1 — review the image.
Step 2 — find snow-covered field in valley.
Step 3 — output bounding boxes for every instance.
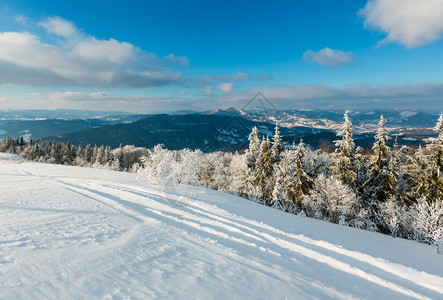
[1,153,442,299]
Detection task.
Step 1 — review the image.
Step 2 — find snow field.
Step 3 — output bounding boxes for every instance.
[1,154,442,299]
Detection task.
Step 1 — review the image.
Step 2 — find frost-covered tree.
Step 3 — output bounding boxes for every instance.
[140,144,174,184]
[290,140,314,206]
[199,152,231,191]
[270,179,286,211]
[246,126,261,170]
[172,148,201,185]
[363,116,398,232]
[390,141,410,202]
[379,197,407,237]
[354,146,369,195]
[84,144,92,163]
[227,152,249,195]
[364,116,398,203]
[305,174,358,223]
[414,114,443,202]
[256,136,273,202]
[95,145,104,165]
[411,197,443,246]
[333,111,356,184]
[271,124,284,163]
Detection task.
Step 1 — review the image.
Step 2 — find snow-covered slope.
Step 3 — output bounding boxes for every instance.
[1,154,442,299]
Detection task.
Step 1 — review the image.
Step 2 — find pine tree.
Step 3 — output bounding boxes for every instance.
[270,179,286,211]
[415,113,443,201]
[333,111,356,184]
[271,124,284,163]
[246,126,261,170]
[84,144,92,163]
[118,144,125,171]
[96,145,105,165]
[363,116,398,232]
[256,136,273,202]
[76,142,84,161]
[292,140,313,206]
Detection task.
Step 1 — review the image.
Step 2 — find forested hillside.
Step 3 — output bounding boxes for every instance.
[1,113,442,247]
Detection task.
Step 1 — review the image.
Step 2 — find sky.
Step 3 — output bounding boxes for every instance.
[0,0,443,113]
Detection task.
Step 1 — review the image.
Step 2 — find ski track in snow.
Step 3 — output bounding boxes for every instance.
[0,155,442,299]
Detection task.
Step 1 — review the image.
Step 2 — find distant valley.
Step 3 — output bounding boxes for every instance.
[0,107,439,151]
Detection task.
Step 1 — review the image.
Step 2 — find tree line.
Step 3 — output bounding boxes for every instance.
[1,113,442,248]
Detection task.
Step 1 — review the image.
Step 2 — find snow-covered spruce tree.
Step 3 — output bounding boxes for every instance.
[103,146,113,165]
[291,140,314,207]
[414,113,443,202]
[95,145,104,166]
[245,126,261,170]
[270,179,286,211]
[354,146,369,196]
[363,116,398,232]
[256,136,273,203]
[389,138,410,203]
[244,126,263,200]
[84,144,92,163]
[332,111,356,185]
[271,124,284,163]
[119,144,126,170]
[91,145,98,164]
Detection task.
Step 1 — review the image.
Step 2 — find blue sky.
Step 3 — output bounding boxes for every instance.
[0,0,442,112]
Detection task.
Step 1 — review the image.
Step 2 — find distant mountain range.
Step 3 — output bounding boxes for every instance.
[48,114,321,152]
[0,107,439,151]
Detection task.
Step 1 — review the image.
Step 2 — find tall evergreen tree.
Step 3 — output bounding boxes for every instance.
[333,111,356,184]
[256,136,273,202]
[76,142,84,160]
[118,144,125,170]
[363,116,398,231]
[415,113,443,201]
[84,144,92,163]
[246,126,261,170]
[294,141,313,205]
[271,124,284,163]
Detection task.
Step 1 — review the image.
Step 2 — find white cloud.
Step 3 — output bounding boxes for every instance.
[164,53,190,66]
[15,15,27,25]
[179,90,186,95]
[218,82,234,92]
[72,38,135,64]
[39,16,78,38]
[202,86,213,94]
[193,72,251,86]
[359,0,443,47]
[257,74,273,80]
[303,47,356,66]
[0,96,7,102]
[0,17,184,87]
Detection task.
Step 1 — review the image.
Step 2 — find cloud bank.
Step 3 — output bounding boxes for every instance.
[222,83,443,111]
[38,82,443,113]
[359,0,443,47]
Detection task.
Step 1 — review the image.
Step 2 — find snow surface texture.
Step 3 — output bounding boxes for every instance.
[1,153,442,299]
